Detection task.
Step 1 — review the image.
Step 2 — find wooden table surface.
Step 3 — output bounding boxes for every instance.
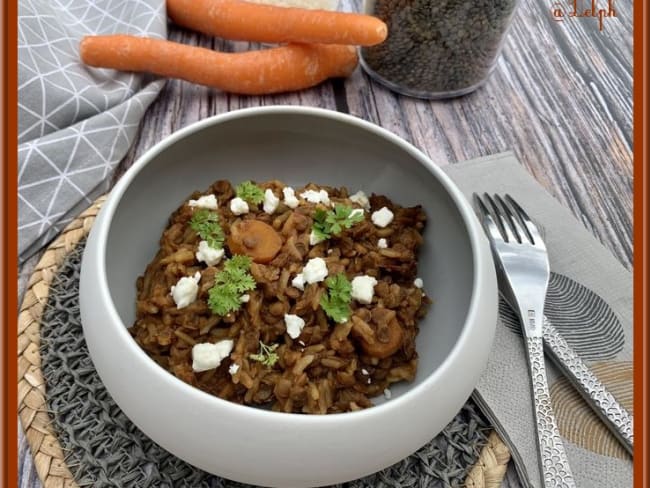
[18,0,633,486]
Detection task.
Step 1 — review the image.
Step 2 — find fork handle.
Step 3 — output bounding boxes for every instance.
[526,336,577,488]
[543,319,634,455]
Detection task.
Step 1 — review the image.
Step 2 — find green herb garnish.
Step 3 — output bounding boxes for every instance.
[320,273,353,323]
[249,341,280,367]
[207,255,256,316]
[312,204,364,241]
[189,209,224,249]
[235,181,265,205]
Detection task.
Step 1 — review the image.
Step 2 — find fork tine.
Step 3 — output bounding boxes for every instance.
[495,194,531,244]
[505,195,546,249]
[473,194,504,243]
[484,194,516,243]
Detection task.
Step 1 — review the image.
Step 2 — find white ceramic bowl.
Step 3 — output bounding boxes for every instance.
[80,106,497,487]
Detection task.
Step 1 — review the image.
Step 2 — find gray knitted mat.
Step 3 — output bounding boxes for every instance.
[41,240,492,488]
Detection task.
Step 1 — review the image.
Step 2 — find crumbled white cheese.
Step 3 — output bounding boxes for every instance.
[349,190,370,211]
[291,273,305,291]
[371,207,394,228]
[191,340,234,372]
[284,314,306,339]
[188,194,218,209]
[367,378,372,384]
[170,271,201,309]
[309,230,326,246]
[230,197,249,215]
[414,278,424,289]
[228,363,240,375]
[377,238,388,249]
[283,187,300,209]
[300,189,330,205]
[383,388,392,399]
[361,368,369,375]
[351,275,378,305]
[263,188,280,214]
[318,189,330,205]
[302,257,329,284]
[240,294,250,303]
[298,340,306,347]
[349,208,365,219]
[195,240,225,266]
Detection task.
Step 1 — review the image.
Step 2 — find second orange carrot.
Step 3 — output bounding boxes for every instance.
[79,35,358,95]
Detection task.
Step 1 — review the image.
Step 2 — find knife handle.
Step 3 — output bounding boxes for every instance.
[525,336,577,488]
[542,317,634,455]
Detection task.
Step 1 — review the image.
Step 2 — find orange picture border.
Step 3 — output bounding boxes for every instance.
[2,1,648,486]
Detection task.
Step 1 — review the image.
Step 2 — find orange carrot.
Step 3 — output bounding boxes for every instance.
[167,0,387,46]
[79,35,358,95]
[227,219,283,263]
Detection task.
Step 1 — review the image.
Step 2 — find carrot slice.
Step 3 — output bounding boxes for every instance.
[79,36,358,95]
[358,318,403,359]
[167,0,388,46]
[227,219,283,264]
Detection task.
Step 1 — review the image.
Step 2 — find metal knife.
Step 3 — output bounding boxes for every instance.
[541,316,633,455]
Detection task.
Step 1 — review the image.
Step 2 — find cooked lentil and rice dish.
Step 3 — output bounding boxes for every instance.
[130,179,430,414]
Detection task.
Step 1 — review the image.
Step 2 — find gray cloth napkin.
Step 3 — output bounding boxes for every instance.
[443,152,633,488]
[18,0,167,261]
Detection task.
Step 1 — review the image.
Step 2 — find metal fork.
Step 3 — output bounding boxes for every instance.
[474,193,576,488]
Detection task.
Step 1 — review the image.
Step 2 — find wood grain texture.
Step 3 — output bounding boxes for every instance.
[19,0,632,486]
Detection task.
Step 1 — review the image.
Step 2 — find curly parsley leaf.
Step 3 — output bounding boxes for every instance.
[235,181,265,205]
[249,341,280,367]
[312,204,364,241]
[207,255,256,316]
[189,209,224,249]
[320,273,352,323]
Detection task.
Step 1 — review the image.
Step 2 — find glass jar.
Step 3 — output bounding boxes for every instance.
[360,0,519,99]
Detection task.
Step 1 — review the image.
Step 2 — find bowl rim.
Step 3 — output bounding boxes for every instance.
[90,105,492,424]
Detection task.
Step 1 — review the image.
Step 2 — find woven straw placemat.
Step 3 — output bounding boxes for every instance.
[17,197,511,488]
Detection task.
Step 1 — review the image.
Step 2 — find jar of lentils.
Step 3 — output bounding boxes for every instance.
[360,0,519,99]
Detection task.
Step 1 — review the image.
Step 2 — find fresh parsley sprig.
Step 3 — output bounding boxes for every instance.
[207,255,256,316]
[235,181,265,205]
[320,273,353,323]
[249,341,280,367]
[189,209,224,249]
[312,204,364,242]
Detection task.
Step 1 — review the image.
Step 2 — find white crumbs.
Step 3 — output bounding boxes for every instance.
[349,208,364,219]
[371,207,394,228]
[263,189,280,214]
[300,189,330,205]
[195,240,225,266]
[228,363,240,375]
[383,388,392,399]
[361,368,369,375]
[283,187,300,209]
[171,271,201,309]
[191,340,234,372]
[414,278,424,289]
[230,197,249,215]
[377,238,388,249]
[284,314,306,339]
[351,275,378,305]
[240,294,250,303]
[302,257,329,284]
[188,194,218,209]
[349,190,370,211]
[291,273,306,291]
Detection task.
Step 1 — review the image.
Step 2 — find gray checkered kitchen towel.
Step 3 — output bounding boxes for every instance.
[18,0,167,261]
